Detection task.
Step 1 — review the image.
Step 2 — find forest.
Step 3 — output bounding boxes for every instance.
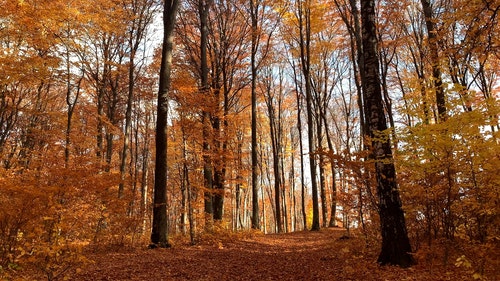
[0,0,499,280]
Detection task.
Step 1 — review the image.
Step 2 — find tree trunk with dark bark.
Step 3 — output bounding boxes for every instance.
[298,0,320,231]
[250,0,260,230]
[198,0,214,227]
[360,0,414,267]
[151,0,179,248]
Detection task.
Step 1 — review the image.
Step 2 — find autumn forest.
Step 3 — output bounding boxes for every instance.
[0,0,499,280]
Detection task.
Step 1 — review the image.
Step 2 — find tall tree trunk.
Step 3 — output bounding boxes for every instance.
[181,161,187,234]
[334,0,366,138]
[95,40,110,166]
[212,112,225,221]
[118,48,135,198]
[180,121,189,235]
[290,132,298,231]
[187,159,196,244]
[139,109,152,233]
[317,123,327,228]
[235,133,244,229]
[291,62,307,230]
[360,0,414,267]
[64,48,83,167]
[321,106,337,227]
[119,0,155,197]
[298,0,320,231]
[151,0,179,248]
[213,68,231,221]
[420,0,446,121]
[267,97,283,233]
[250,0,260,230]
[199,0,214,227]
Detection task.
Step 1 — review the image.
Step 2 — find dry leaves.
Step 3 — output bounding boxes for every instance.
[38,228,495,281]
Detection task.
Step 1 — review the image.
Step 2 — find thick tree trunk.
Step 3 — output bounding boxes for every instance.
[360,0,414,267]
[151,0,179,248]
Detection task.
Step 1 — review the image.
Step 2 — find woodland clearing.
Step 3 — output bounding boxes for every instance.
[12,228,498,281]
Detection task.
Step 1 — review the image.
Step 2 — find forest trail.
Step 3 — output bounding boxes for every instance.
[68,228,476,281]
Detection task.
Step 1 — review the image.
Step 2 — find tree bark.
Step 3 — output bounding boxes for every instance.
[298,0,320,231]
[291,66,307,230]
[151,0,179,248]
[250,0,260,230]
[264,75,283,233]
[420,0,447,121]
[198,0,214,227]
[360,0,414,267]
[119,0,154,198]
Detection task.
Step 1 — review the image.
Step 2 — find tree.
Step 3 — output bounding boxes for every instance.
[118,0,157,198]
[249,0,275,230]
[360,0,414,267]
[250,0,261,230]
[420,0,446,121]
[297,0,320,231]
[151,0,180,248]
[262,65,285,233]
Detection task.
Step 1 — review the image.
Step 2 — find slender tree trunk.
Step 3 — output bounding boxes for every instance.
[420,0,446,121]
[321,108,337,227]
[360,0,414,267]
[292,64,307,230]
[290,137,297,231]
[298,0,320,231]
[105,132,114,171]
[180,123,190,237]
[187,160,196,244]
[317,129,327,228]
[119,49,135,198]
[334,0,366,138]
[150,0,179,248]
[213,76,230,221]
[235,134,243,230]
[250,0,260,230]
[96,42,110,165]
[212,113,225,221]
[199,0,214,227]
[119,0,154,199]
[64,50,83,167]
[289,128,297,232]
[140,106,153,233]
[181,149,187,234]
[268,103,283,233]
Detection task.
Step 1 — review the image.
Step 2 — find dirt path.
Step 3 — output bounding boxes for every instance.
[68,228,479,281]
[72,228,355,280]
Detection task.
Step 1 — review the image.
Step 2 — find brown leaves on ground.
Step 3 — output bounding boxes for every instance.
[19,228,498,280]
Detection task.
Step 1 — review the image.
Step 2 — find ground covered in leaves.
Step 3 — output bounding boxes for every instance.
[14,228,499,280]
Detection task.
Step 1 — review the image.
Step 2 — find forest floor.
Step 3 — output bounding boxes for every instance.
[13,227,499,280]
